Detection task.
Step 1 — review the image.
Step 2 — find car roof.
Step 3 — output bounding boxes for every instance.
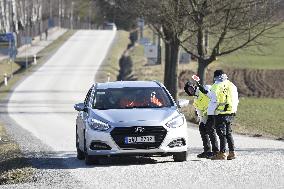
[96,81,162,89]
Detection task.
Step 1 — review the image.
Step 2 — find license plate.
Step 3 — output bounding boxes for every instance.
[125,136,155,144]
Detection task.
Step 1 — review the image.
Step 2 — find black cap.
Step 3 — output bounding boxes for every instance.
[185,81,195,87]
[214,70,224,78]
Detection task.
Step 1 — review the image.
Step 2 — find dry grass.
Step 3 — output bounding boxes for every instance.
[233,98,284,138]
[0,122,34,185]
[0,30,75,185]
[95,31,130,82]
[0,61,21,85]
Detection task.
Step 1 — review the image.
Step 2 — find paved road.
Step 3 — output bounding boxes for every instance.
[7,30,116,151]
[2,30,284,189]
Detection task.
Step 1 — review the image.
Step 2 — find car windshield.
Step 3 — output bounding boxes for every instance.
[93,87,173,109]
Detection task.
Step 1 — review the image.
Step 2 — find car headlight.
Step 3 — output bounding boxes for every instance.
[88,119,111,131]
[166,116,184,128]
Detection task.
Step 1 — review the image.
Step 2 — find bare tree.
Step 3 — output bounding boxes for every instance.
[116,0,189,100]
[180,0,283,83]
[0,0,13,33]
[115,0,283,101]
[0,0,98,46]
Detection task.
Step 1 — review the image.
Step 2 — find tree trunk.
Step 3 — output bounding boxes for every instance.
[196,26,208,85]
[157,35,161,65]
[197,58,208,85]
[59,0,62,27]
[164,42,171,87]
[0,1,5,33]
[164,41,180,101]
[4,0,10,32]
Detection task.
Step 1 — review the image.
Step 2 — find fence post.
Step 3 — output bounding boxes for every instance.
[33,54,37,65]
[107,72,110,82]
[4,73,8,86]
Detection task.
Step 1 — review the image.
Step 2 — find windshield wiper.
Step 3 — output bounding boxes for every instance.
[123,106,140,109]
[95,107,109,110]
[123,105,164,109]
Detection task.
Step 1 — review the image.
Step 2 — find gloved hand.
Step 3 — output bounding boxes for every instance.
[196,82,208,94]
[184,82,192,96]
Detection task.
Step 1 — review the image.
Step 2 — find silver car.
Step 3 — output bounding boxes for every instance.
[74,81,189,165]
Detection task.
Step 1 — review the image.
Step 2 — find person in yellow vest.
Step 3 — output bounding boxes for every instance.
[184,81,219,158]
[200,70,239,160]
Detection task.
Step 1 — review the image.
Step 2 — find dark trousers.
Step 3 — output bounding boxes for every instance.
[215,115,235,153]
[199,122,219,153]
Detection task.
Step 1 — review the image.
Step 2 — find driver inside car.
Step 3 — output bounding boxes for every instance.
[119,90,164,108]
[119,93,138,108]
[150,91,163,107]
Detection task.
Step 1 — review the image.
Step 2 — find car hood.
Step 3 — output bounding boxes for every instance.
[91,108,180,126]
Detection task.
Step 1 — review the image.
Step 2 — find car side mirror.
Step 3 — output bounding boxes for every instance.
[74,103,86,112]
[177,99,189,108]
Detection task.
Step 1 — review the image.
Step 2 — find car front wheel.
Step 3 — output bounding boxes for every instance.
[85,154,93,165]
[76,128,85,160]
[77,148,85,160]
[173,151,188,162]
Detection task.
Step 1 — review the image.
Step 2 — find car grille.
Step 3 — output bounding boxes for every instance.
[110,126,167,149]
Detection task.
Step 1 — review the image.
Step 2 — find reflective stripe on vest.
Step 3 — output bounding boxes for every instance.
[193,91,209,116]
[211,80,234,115]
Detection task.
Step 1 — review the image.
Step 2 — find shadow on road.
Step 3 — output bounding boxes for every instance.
[20,151,174,169]
[12,146,284,170]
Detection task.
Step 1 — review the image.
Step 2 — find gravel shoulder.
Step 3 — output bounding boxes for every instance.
[0,28,73,186]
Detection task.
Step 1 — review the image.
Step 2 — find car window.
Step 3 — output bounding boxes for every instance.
[92,87,174,109]
[84,87,93,107]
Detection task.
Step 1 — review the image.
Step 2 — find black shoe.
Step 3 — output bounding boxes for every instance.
[206,151,218,159]
[197,152,209,158]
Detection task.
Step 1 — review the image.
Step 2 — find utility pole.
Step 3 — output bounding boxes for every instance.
[39,0,43,40]
[48,0,53,28]
[88,0,92,29]
[9,36,13,78]
[70,1,74,30]
[8,0,13,77]
[58,0,62,28]
[50,0,52,19]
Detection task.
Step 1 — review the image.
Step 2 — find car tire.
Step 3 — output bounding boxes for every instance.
[85,154,93,165]
[77,148,85,160]
[83,130,92,165]
[173,151,188,162]
[83,130,98,165]
[76,129,85,160]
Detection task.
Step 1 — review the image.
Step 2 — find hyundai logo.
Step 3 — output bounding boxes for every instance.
[134,127,145,133]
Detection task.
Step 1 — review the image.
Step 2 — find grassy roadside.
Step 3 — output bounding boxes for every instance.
[218,26,284,70]
[0,30,75,185]
[124,29,284,139]
[234,98,284,138]
[0,122,34,185]
[95,31,130,82]
[179,95,284,139]
[0,61,21,85]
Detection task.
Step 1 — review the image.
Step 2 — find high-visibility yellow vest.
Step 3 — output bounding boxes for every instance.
[193,91,209,116]
[211,80,234,115]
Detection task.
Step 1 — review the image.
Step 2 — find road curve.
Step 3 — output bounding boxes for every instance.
[3,30,284,189]
[7,30,116,152]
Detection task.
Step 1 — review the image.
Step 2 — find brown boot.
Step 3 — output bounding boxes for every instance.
[227,151,236,160]
[211,152,226,160]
